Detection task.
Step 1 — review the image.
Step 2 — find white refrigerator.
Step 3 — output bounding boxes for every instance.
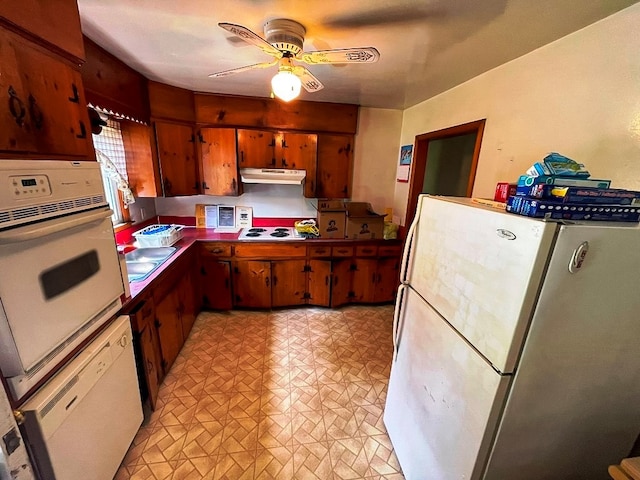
[384,195,640,480]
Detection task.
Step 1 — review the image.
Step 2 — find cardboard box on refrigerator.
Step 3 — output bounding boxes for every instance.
[315,199,346,238]
[345,202,385,239]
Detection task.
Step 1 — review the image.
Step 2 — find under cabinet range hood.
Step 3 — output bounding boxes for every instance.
[240,168,306,185]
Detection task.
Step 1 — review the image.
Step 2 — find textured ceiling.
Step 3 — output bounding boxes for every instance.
[78,0,638,109]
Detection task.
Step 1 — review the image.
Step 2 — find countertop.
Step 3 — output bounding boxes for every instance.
[121,226,402,308]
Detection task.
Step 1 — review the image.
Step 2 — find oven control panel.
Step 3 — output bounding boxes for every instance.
[10,175,51,199]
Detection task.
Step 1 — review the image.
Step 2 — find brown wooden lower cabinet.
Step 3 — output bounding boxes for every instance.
[154,286,183,373]
[330,259,353,308]
[308,259,332,307]
[233,260,271,308]
[200,259,233,310]
[272,259,307,307]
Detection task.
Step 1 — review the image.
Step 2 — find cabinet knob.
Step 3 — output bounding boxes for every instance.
[75,121,87,139]
[68,83,80,103]
[28,95,44,130]
[202,181,210,190]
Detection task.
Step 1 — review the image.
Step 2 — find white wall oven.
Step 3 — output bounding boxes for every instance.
[0,160,124,402]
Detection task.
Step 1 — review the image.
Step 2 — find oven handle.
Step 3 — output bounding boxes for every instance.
[0,208,113,244]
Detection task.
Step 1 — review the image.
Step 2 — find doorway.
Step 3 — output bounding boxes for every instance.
[405,119,485,225]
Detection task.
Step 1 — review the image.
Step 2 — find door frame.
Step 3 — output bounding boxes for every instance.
[405,119,485,227]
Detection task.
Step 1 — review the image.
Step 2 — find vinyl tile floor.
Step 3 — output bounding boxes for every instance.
[115,305,404,480]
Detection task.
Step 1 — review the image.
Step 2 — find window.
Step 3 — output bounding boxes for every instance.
[91,118,130,225]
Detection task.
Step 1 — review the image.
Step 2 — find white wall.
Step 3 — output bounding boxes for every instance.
[154,183,317,219]
[394,3,640,225]
[352,107,403,217]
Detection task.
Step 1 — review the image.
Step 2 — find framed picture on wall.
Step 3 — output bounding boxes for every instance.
[397,144,413,182]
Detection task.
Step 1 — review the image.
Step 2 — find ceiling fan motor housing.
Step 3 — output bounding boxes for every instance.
[264,19,305,55]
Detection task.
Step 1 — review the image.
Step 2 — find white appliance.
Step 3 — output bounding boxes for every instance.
[20,315,142,480]
[240,168,306,185]
[0,160,124,401]
[384,195,640,479]
[238,226,303,240]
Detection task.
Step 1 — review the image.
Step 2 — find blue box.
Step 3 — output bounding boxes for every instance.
[506,196,640,222]
[515,185,640,205]
[517,175,611,188]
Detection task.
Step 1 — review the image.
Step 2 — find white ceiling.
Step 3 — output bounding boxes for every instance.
[78,0,638,110]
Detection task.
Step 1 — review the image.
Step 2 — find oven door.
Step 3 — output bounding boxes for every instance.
[0,207,123,388]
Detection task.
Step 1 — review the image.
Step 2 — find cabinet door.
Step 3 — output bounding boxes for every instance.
[281,133,318,197]
[155,121,198,196]
[232,260,271,308]
[138,324,161,410]
[351,258,378,303]
[317,134,353,198]
[155,289,183,374]
[200,127,241,196]
[271,259,307,308]
[0,30,92,157]
[237,129,275,168]
[201,259,233,310]
[179,268,197,340]
[331,259,353,308]
[308,259,332,307]
[375,257,400,303]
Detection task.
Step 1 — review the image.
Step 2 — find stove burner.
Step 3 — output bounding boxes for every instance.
[245,232,262,237]
[274,227,289,232]
[270,231,290,237]
[248,228,266,233]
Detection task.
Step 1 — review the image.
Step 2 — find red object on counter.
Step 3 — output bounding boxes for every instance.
[494,182,517,203]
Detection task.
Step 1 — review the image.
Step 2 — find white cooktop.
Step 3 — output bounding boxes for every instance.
[238,227,303,241]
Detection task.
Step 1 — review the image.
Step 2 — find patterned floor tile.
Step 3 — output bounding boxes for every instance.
[116,306,404,480]
[293,442,333,479]
[257,414,293,449]
[254,446,295,479]
[291,409,327,444]
[180,420,224,459]
[329,437,372,479]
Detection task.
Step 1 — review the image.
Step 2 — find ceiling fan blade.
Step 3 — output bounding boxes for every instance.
[299,47,380,65]
[218,22,283,58]
[209,60,278,78]
[294,67,324,93]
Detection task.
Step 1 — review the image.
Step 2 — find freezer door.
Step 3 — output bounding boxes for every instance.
[408,196,557,373]
[484,223,640,479]
[384,287,511,480]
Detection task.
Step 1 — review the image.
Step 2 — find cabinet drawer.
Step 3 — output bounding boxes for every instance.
[201,243,232,257]
[234,243,306,258]
[308,245,331,257]
[378,245,403,257]
[356,245,377,257]
[332,246,354,257]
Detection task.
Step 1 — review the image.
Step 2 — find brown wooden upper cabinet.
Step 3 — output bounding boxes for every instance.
[0,29,93,159]
[154,121,199,196]
[316,134,354,198]
[237,129,318,196]
[199,127,241,196]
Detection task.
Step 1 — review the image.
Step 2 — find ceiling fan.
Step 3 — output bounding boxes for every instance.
[209,19,380,101]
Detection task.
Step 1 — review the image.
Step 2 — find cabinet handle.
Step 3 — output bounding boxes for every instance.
[342,185,348,195]
[281,158,288,168]
[232,178,237,194]
[188,134,195,143]
[240,151,245,164]
[8,86,26,126]
[212,248,223,254]
[198,132,205,143]
[75,121,87,139]
[193,182,199,191]
[265,276,270,288]
[281,139,288,148]
[272,275,278,286]
[163,178,172,194]
[68,83,80,103]
[28,95,44,130]
[202,181,210,190]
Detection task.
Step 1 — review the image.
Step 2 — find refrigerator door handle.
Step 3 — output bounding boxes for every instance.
[400,201,421,283]
[392,284,408,360]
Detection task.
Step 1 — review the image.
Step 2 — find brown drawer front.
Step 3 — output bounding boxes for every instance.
[356,246,377,257]
[332,246,354,257]
[202,243,232,257]
[234,244,306,258]
[378,245,403,257]
[308,246,331,257]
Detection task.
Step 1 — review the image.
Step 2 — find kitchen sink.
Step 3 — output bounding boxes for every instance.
[125,246,177,282]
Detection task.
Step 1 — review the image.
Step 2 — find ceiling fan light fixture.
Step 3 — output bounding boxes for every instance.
[271,69,301,102]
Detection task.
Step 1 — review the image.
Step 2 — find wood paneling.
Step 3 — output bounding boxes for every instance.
[121,121,160,197]
[316,134,353,198]
[148,80,195,122]
[195,93,358,134]
[200,127,241,196]
[0,0,84,61]
[82,37,150,123]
